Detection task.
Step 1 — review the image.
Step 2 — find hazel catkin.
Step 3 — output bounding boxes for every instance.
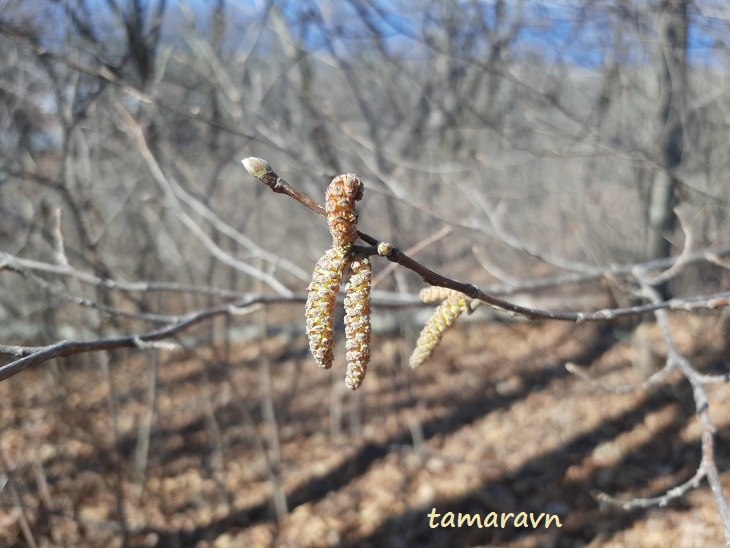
[306,172,375,387]
[344,257,372,390]
[305,246,352,369]
[326,174,364,249]
[409,291,469,368]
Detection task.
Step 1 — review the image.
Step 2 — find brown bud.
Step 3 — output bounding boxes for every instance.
[344,257,372,390]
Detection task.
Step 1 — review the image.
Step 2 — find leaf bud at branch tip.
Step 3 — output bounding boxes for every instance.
[242,157,272,179]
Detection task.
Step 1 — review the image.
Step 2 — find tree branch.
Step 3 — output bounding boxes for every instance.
[242,157,730,322]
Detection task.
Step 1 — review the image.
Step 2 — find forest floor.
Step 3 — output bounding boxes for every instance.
[1,313,729,547]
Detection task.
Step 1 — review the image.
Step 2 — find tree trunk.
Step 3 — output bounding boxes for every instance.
[645,0,688,290]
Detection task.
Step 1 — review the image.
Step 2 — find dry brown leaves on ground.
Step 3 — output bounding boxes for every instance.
[1,313,729,547]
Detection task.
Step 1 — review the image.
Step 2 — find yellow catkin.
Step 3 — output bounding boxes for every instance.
[344,257,372,390]
[419,286,467,304]
[305,246,352,369]
[326,174,364,249]
[409,293,469,368]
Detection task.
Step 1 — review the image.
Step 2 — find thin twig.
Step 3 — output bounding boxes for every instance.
[117,107,294,296]
[0,251,246,298]
[642,206,695,286]
[0,450,39,548]
[0,295,268,382]
[644,282,730,543]
[593,462,706,510]
[0,251,421,308]
[51,208,69,267]
[565,361,677,394]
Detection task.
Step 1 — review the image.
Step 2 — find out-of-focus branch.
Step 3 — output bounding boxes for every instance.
[2,258,181,324]
[642,206,695,286]
[0,24,265,143]
[474,244,730,297]
[0,250,419,308]
[564,361,677,394]
[469,187,599,273]
[641,277,730,543]
[171,159,310,282]
[591,273,730,543]
[116,106,295,295]
[0,296,267,382]
[593,462,706,511]
[0,251,244,298]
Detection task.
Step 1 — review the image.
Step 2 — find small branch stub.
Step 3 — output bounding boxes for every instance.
[377,242,394,257]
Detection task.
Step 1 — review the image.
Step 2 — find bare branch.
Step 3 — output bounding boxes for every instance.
[593,463,706,510]
[0,294,277,382]
[117,108,295,295]
[642,205,696,286]
[565,361,677,394]
[0,251,249,299]
[593,272,730,543]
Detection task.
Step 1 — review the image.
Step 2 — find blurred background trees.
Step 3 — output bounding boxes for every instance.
[3,0,728,325]
[1,0,730,545]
